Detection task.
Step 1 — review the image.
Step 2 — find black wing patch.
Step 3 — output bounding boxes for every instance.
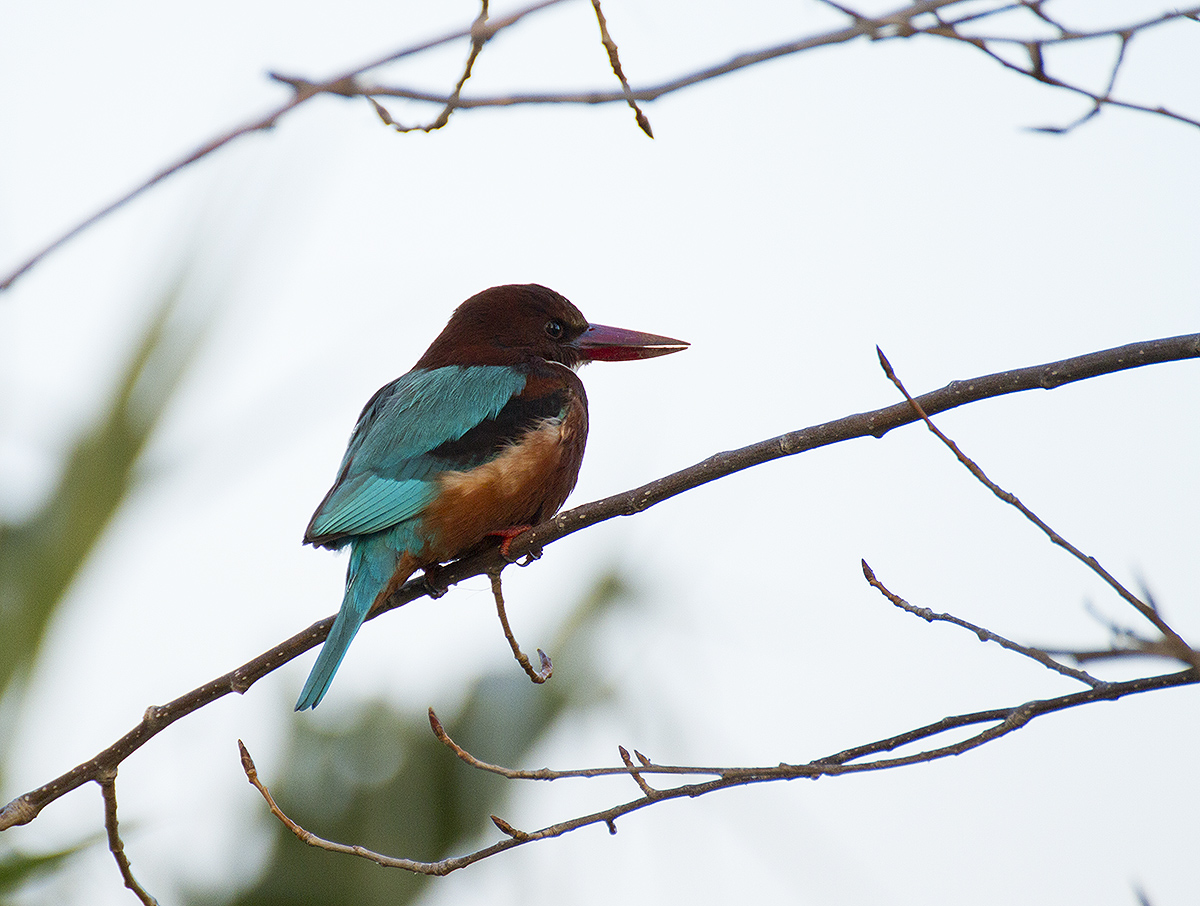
[427,388,567,470]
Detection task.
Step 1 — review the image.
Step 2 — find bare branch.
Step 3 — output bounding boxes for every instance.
[860,560,1107,687]
[97,769,159,906]
[875,346,1198,665]
[0,0,568,292]
[618,745,659,798]
[369,0,494,133]
[4,1,1196,291]
[489,570,553,684]
[360,2,1200,132]
[2,333,1197,834]
[589,0,653,137]
[242,668,1199,875]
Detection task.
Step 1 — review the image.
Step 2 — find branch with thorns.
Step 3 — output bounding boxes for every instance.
[4,0,1197,292]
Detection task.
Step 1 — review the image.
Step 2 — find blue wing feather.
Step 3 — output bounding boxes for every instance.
[297,365,528,710]
[306,365,527,544]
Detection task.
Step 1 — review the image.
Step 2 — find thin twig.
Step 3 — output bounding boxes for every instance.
[589,0,653,137]
[97,769,159,906]
[489,571,553,683]
[371,0,494,132]
[860,559,1107,687]
[875,346,1197,666]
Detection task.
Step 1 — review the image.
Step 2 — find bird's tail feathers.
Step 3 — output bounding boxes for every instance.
[295,536,399,711]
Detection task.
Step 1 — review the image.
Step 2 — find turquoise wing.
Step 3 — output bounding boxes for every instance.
[305,365,527,545]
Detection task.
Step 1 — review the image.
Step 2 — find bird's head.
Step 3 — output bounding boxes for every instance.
[415,284,688,370]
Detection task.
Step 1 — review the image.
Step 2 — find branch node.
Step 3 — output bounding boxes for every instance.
[491,814,531,840]
[619,745,658,797]
[99,768,160,905]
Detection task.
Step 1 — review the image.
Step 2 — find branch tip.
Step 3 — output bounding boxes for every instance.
[491,815,530,840]
[428,707,445,737]
[875,346,895,378]
[238,739,257,780]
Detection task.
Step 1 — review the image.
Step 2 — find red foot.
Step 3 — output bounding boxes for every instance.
[489,525,532,561]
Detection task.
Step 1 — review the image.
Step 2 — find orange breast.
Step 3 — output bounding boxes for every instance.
[418,398,586,562]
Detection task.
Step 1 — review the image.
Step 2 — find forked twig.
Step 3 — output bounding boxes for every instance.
[370,0,493,132]
[0,0,567,292]
[875,346,1197,667]
[6,2,1197,291]
[618,745,659,797]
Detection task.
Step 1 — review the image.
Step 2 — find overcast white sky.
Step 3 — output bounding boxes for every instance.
[1,2,1198,904]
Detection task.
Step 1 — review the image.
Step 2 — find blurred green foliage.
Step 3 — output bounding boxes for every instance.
[0,290,200,703]
[1,284,636,905]
[0,287,202,901]
[215,571,630,906]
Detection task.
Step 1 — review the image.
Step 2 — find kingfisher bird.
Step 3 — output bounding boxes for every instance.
[295,283,687,710]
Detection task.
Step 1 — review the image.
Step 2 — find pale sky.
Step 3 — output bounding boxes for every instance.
[1,2,1198,905]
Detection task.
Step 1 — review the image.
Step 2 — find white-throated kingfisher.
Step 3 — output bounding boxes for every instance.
[295,284,687,710]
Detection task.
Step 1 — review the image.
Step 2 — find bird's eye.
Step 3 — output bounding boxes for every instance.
[544,319,564,340]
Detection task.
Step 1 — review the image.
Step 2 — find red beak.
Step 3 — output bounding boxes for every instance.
[573,323,689,362]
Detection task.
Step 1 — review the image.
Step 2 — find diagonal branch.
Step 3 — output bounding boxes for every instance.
[589,0,653,137]
[1,332,1197,833]
[0,0,568,293]
[860,559,1107,687]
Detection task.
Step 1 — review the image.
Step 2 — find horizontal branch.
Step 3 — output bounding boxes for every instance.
[1,332,1196,833]
[6,1,1196,290]
[245,667,1199,875]
[357,2,1200,133]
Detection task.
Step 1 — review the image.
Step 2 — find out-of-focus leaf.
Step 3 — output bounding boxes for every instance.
[0,286,203,699]
[218,570,633,906]
[0,281,206,896]
[0,836,100,898]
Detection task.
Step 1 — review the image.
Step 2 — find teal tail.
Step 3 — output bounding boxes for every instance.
[295,535,398,710]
